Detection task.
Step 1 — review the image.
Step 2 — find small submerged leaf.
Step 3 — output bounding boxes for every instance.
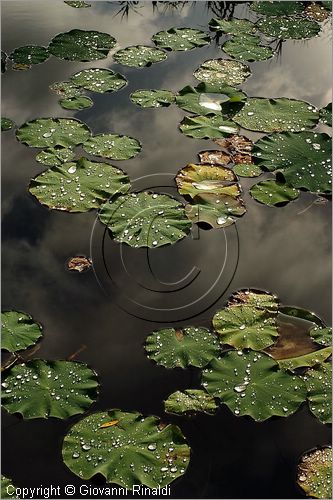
[303,362,332,424]
[36,147,75,166]
[59,96,93,110]
[16,117,90,148]
[309,326,332,347]
[209,18,256,35]
[83,133,141,160]
[9,45,49,69]
[279,306,325,327]
[145,327,220,369]
[1,310,43,353]
[152,27,210,51]
[297,446,332,499]
[257,17,320,40]
[49,29,116,61]
[194,58,251,86]
[130,89,175,108]
[319,102,332,126]
[70,68,127,93]
[62,409,190,488]
[164,390,218,416]
[1,118,14,131]
[49,81,82,98]
[251,1,304,16]
[223,35,274,62]
[67,256,92,273]
[250,180,299,207]
[113,45,167,68]
[278,346,332,371]
[179,115,238,139]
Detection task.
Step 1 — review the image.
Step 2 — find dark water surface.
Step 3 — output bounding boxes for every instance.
[1,1,332,498]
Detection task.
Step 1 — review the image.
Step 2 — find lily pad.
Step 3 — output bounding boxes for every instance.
[222,35,274,62]
[175,163,239,198]
[253,132,332,193]
[319,102,332,126]
[251,1,304,16]
[145,327,220,369]
[212,304,279,350]
[309,326,332,347]
[49,81,82,98]
[59,96,93,110]
[62,409,190,488]
[29,157,130,213]
[233,98,319,133]
[64,0,91,7]
[297,446,332,499]
[250,180,300,207]
[49,29,116,61]
[83,134,141,160]
[70,68,127,93]
[130,89,175,108]
[198,150,232,166]
[257,17,320,40]
[1,51,7,73]
[228,289,279,311]
[194,58,251,86]
[164,390,218,416]
[9,45,49,69]
[176,83,246,117]
[214,134,253,155]
[278,346,332,371]
[113,45,167,68]
[209,18,256,35]
[99,192,191,248]
[279,306,325,327]
[1,476,18,499]
[185,192,246,228]
[36,147,75,166]
[1,359,99,419]
[152,27,210,51]
[202,349,307,421]
[1,118,14,131]
[16,117,91,149]
[303,362,332,424]
[1,310,43,353]
[233,163,262,177]
[179,115,238,139]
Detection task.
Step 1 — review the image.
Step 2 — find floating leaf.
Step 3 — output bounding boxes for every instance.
[1,51,7,73]
[49,29,116,61]
[257,17,320,40]
[67,256,92,273]
[99,419,119,428]
[209,18,256,35]
[49,81,82,98]
[113,45,167,68]
[70,68,127,93]
[176,83,246,117]
[152,27,210,51]
[185,192,246,228]
[297,446,332,499]
[233,98,319,133]
[145,327,220,369]
[233,163,262,177]
[83,134,141,160]
[99,192,191,248]
[1,359,99,419]
[228,289,279,311]
[250,179,299,207]
[251,1,304,16]
[1,118,14,132]
[130,89,175,108]
[253,132,332,193]
[36,147,75,166]
[1,476,18,499]
[164,390,218,416]
[198,150,232,166]
[194,58,251,86]
[212,304,278,350]
[1,310,43,353]
[222,35,274,62]
[304,2,331,22]
[279,306,325,327]
[278,347,332,371]
[29,157,130,213]
[214,134,253,155]
[16,117,90,149]
[179,115,238,139]
[9,45,49,70]
[303,362,332,424]
[202,350,307,421]
[59,96,93,110]
[176,163,239,198]
[62,409,190,488]
[309,326,332,347]
[319,102,332,126]
[64,0,91,7]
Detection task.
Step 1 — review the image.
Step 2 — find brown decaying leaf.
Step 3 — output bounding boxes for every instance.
[175,329,184,341]
[198,150,232,166]
[214,134,253,155]
[233,153,253,165]
[100,420,119,428]
[304,2,330,22]
[67,255,92,273]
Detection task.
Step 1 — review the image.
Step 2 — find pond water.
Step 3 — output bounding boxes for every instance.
[1,1,332,498]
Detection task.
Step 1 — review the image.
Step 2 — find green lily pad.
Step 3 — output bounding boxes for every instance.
[62,409,190,488]
[9,45,49,70]
[83,134,141,160]
[49,81,82,98]
[1,118,14,131]
[257,17,320,40]
[175,163,239,198]
[297,446,332,499]
[1,359,99,419]
[209,18,256,35]
[319,102,332,126]
[222,35,274,62]
[152,27,210,51]
[176,83,246,117]
[29,157,130,213]
[279,306,325,327]
[303,362,332,424]
[36,147,75,166]
[113,45,167,68]
[1,310,43,353]
[130,89,175,108]
[233,163,262,177]
[253,132,332,193]
[16,117,91,149]
[185,192,246,228]
[278,346,332,371]
[164,390,218,416]
[64,0,91,7]
[233,98,319,133]
[59,96,93,110]
[202,349,307,421]
[194,58,251,86]
[179,115,238,139]
[309,326,332,347]
[228,289,279,311]
[145,327,220,369]
[1,476,18,499]
[212,304,279,350]
[70,68,127,93]
[250,179,300,207]
[99,192,191,248]
[49,29,116,61]
[251,1,304,16]
[1,51,7,73]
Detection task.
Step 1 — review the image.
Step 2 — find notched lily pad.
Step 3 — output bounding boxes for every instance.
[62,409,190,488]
[49,29,116,61]
[1,359,99,419]
[70,68,127,93]
[179,115,238,139]
[113,45,167,68]
[49,81,82,98]
[9,45,49,69]
[209,18,256,35]
[67,256,92,272]
[59,96,93,110]
[309,326,332,347]
[130,89,175,108]
[251,1,304,16]
[194,58,251,86]
[303,362,332,424]
[223,35,274,62]
[278,347,332,371]
[250,180,300,207]
[228,289,279,311]
[185,192,246,228]
[297,446,332,499]
[164,390,218,416]
[1,118,15,132]
[1,310,43,353]
[257,17,320,40]
[36,147,75,166]
[145,327,220,369]
[152,27,210,51]
[176,163,238,198]
[83,133,141,160]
